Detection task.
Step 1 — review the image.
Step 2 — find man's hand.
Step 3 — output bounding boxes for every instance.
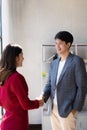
[38,98,44,107]
[36,96,44,107]
[71,109,77,115]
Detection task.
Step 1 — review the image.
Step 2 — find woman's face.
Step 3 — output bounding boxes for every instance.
[16,52,24,67]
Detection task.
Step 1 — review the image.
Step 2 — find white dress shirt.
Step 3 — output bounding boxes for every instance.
[54,60,66,105]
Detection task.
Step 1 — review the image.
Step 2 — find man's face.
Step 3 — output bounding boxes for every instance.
[55,39,70,55]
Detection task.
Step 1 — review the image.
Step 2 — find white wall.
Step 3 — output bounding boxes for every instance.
[2,0,10,48]
[2,0,87,124]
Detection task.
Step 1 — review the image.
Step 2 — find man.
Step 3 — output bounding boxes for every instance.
[42,31,87,130]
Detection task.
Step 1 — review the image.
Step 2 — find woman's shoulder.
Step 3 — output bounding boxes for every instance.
[9,71,25,81]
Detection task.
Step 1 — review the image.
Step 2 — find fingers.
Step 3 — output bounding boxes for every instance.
[36,96,44,107]
[39,93,45,102]
[39,99,44,107]
[36,93,45,107]
[71,109,77,115]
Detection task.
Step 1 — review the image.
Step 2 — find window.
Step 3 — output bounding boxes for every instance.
[0,0,3,120]
[0,0,2,58]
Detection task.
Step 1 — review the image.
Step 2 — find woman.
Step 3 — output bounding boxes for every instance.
[0,44,43,130]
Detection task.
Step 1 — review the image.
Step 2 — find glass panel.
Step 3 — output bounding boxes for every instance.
[0,0,3,120]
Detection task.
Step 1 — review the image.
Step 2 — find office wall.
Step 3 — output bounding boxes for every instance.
[2,0,87,124]
[2,0,10,48]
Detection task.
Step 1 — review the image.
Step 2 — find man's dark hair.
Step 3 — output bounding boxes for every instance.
[55,31,73,45]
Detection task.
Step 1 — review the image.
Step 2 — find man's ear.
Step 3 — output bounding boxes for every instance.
[67,42,71,49]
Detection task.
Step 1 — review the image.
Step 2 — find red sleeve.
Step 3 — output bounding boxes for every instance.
[10,73,39,110]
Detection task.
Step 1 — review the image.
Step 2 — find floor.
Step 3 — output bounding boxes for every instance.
[29,124,42,130]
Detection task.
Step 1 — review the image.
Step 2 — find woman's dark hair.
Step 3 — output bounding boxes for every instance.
[0,44,22,71]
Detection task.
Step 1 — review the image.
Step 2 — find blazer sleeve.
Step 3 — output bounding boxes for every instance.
[11,73,39,110]
[73,57,87,111]
[43,63,52,102]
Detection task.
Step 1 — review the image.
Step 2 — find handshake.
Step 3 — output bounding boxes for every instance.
[36,94,45,107]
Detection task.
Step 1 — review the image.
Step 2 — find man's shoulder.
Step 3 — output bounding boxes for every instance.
[70,53,84,62]
[51,58,58,65]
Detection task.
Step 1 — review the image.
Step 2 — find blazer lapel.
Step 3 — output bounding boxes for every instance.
[57,53,74,84]
[53,58,60,86]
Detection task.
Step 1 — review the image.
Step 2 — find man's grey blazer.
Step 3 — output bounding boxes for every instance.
[43,53,87,117]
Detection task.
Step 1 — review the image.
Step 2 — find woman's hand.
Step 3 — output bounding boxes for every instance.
[38,98,44,107]
[36,96,44,107]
